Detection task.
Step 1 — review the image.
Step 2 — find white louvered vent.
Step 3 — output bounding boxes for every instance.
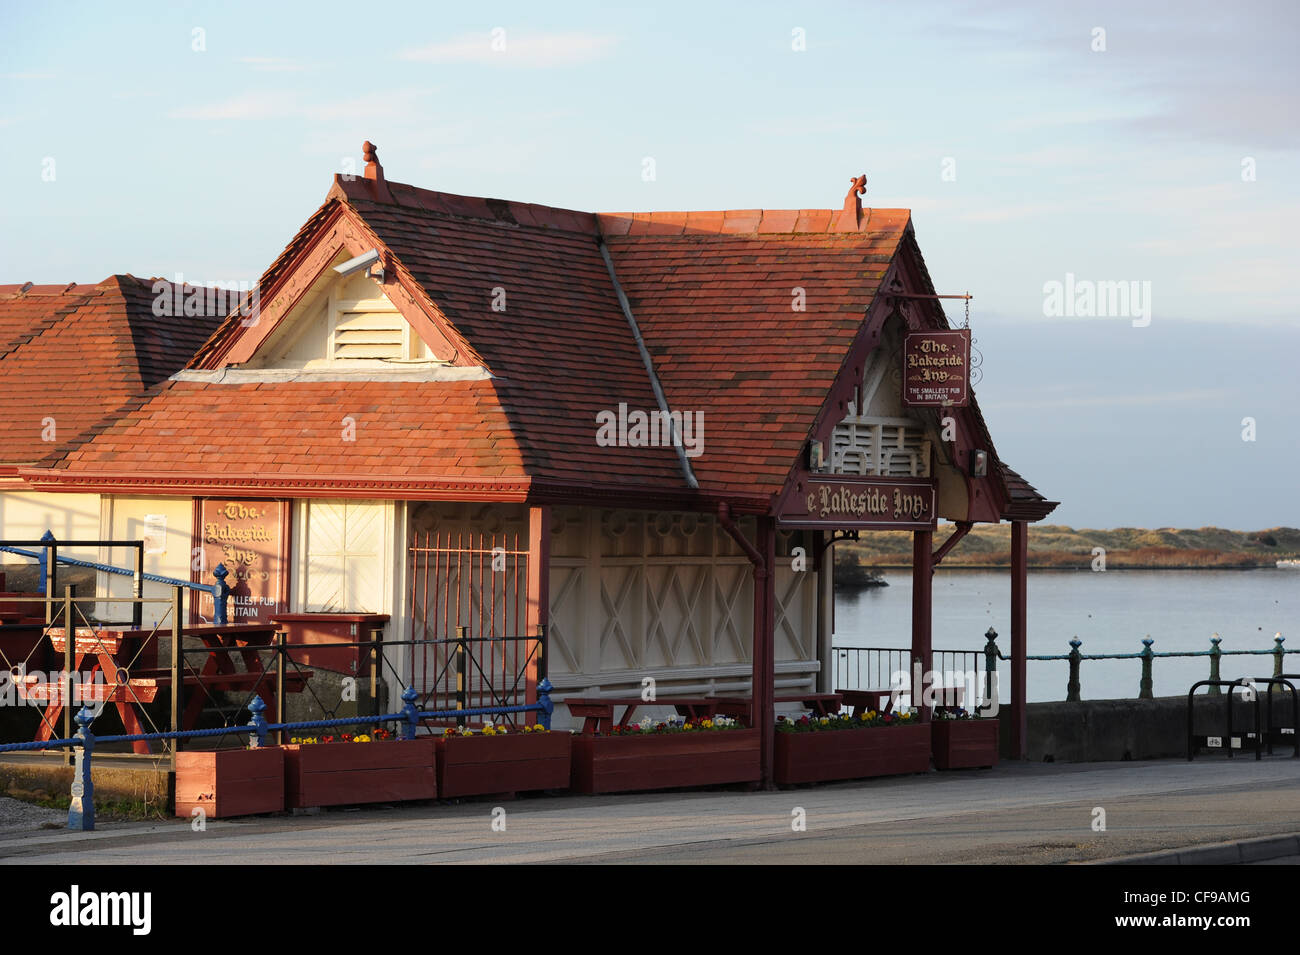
[329,292,431,362]
[333,310,405,360]
[830,416,930,477]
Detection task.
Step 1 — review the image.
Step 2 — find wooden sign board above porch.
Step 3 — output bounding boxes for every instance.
[777,476,936,531]
[902,329,970,407]
[191,499,290,625]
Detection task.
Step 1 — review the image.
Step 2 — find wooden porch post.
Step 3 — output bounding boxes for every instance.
[527,505,551,698]
[755,515,777,787]
[1010,520,1028,759]
[911,530,933,719]
[815,532,834,694]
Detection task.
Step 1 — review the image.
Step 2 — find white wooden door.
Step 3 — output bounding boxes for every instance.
[302,500,387,613]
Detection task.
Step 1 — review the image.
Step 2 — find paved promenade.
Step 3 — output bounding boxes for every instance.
[3,757,1298,864]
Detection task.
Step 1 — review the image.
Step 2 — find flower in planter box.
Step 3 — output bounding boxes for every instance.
[932,706,987,721]
[600,713,743,737]
[775,707,919,732]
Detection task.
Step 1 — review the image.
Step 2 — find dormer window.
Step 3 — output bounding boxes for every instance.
[239,259,441,371]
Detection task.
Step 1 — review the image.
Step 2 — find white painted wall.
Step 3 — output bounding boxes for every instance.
[0,490,102,572]
[100,495,195,628]
[548,507,821,705]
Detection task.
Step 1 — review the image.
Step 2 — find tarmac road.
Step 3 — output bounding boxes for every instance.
[2,756,1298,865]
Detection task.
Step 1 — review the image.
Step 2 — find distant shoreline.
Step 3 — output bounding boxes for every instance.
[836,524,1299,575]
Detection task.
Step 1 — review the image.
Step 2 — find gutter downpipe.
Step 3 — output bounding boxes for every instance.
[598,240,699,490]
[718,502,775,788]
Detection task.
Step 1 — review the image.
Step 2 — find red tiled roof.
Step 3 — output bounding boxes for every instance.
[25,173,1053,517]
[0,277,222,468]
[603,216,908,496]
[49,378,531,494]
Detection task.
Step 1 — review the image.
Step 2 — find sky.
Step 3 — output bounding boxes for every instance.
[1,0,1296,529]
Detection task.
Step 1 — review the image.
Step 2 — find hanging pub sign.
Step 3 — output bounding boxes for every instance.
[903,329,971,407]
[191,499,290,624]
[778,475,936,530]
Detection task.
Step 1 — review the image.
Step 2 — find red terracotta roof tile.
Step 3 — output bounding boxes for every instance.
[0,277,223,467]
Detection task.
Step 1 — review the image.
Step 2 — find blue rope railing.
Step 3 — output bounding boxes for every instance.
[0,543,218,598]
[0,531,230,622]
[0,679,556,831]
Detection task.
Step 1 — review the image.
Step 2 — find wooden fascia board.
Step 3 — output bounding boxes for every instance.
[15,469,532,501]
[526,481,766,514]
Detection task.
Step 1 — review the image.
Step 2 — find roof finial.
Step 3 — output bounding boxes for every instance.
[835,173,867,232]
[363,140,383,182]
[358,140,394,202]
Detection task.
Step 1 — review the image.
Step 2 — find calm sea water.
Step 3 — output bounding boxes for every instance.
[833,568,1300,703]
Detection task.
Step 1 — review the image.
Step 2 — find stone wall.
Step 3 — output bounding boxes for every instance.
[1004,693,1286,762]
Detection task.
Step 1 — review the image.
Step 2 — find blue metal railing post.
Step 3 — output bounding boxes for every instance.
[537,678,554,730]
[36,541,48,596]
[212,563,231,625]
[68,706,96,831]
[247,695,268,748]
[399,686,419,740]
[1274,634,1286,679]
[40,530,57,598]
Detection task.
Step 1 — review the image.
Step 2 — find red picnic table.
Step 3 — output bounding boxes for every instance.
[154,624,311,731]
[24,624,311,754]
[24,628,159,755]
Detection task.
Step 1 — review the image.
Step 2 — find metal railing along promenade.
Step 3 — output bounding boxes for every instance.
[834,628,1297,703]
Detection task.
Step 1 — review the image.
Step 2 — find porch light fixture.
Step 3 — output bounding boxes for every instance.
[334,248,382,278]
[969,449,988,478]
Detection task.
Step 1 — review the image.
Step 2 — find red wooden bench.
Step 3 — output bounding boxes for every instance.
[562,696,725,735]
[714,692,844,723]
[837,686,964,716]
[839,688,898,717]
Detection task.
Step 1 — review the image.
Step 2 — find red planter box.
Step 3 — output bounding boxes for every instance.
[773,723,931,785]
[931,719,999,770]
[571,729,760,794]
[436,732,572,797]
[174,747,285,819]
[282,738,437,808]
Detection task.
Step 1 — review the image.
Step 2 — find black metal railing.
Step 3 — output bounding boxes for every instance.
[832,629,1298,704]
